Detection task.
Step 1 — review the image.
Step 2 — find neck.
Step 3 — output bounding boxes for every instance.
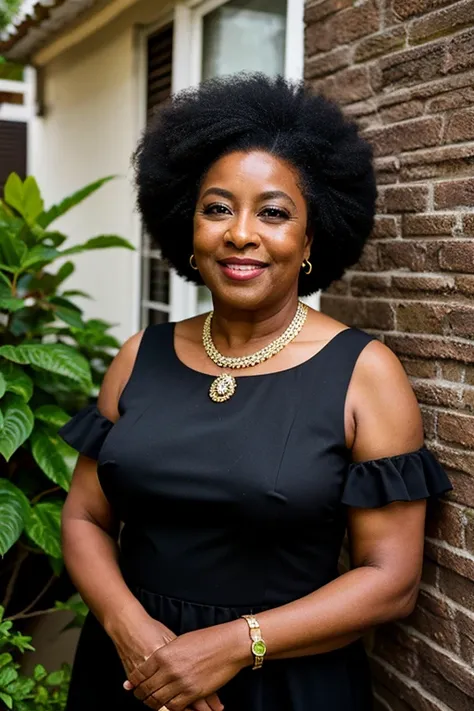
[210,295,300,353]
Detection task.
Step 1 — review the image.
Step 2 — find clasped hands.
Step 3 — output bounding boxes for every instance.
[117,615,249,711]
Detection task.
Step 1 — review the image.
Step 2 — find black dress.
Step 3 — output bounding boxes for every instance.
[59,323,451,711]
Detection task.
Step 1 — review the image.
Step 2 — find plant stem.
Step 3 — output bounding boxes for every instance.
[2,546,28,610]
[6,574,56,621]
[6,606,58,622]
[31,486,61,505]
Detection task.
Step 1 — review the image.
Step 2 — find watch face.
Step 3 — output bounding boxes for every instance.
[252,640,267,657]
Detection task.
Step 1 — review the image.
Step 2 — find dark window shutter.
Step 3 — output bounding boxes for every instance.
[141,24,174,326]
[147,25,173,117]
[0,120,27,197]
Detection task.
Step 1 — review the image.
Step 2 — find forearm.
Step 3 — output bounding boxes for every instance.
[233,565,417,665]
[62,517,148,637]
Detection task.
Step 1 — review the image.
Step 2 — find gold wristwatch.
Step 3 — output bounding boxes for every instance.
[241,614,267,670]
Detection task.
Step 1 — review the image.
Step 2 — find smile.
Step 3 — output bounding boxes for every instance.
[219,262,268,281]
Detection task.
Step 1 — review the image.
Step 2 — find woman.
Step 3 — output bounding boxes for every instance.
[59,74,451,711]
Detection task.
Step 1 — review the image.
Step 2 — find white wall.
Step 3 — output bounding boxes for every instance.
[29,1,166,343]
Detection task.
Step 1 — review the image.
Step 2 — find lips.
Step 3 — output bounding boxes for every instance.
[218,257,268,282]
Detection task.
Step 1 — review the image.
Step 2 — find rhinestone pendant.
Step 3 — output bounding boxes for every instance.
[209,373,237,403]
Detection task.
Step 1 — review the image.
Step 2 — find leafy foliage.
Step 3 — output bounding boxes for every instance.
[0,605,71,710]
[0,173,132,708]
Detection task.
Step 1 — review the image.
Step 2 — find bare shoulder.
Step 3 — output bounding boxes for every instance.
[97,330,145,422]
[348,338,424,461]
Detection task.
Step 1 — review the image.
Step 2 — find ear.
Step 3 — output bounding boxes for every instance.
[303,230,313,261]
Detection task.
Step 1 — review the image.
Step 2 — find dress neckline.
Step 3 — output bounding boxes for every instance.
[170,322,352,380]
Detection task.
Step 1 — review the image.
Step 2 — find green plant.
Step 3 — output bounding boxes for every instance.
[0,604,71,710]
[0,172,132,637]
[0,0,22,32]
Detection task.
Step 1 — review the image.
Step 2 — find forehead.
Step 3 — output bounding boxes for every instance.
[201,150,303,198]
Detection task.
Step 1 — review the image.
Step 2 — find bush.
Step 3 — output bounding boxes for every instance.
[0,172,133,708]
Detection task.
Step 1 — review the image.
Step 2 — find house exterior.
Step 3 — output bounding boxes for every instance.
[2,2,474,710]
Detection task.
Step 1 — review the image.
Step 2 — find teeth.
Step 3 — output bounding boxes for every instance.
[226,264,263,271]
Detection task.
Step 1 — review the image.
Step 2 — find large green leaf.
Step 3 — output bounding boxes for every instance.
[0,233,27,268]
[0,374,5,399]
[25,501,62,558]
[30,427,76,491]
[0,362,33,402]
[0,284,25,313]
[38,176,116,229]
[55,261,75,285]
[20,245,60,270]
[0,344,92,389]
[34,405,70,428]
[0,396,34,461]
[60,234,134,256]
[0,479,30,556]
[4,175,44,225]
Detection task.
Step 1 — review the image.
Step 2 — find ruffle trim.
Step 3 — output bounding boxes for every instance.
[342,447,452,509]
[58,405,114,460]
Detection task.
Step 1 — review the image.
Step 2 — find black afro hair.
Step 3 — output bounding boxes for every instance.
[133,73,377,296]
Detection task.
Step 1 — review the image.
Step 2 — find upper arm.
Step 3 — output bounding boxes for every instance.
[345,340,426,594]
[62,330,145,532]
[346,339,424,461]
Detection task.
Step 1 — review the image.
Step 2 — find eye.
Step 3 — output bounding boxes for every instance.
[202,203,232,216]
[259,207,290,220]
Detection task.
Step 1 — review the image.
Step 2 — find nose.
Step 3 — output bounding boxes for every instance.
[225,212,260,250]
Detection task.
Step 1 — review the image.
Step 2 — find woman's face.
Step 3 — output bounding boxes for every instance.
[193,150,311,311]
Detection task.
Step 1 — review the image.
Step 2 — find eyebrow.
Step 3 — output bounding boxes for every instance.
[201,187,297,210]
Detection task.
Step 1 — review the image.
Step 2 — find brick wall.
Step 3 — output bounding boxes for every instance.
[304,1,474,709]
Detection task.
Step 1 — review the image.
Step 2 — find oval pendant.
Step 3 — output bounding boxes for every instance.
[209,373,237,403]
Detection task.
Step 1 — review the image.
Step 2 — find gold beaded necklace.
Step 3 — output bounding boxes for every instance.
[203,301,308,403]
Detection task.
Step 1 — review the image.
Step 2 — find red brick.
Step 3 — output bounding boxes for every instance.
[435,179,474,210]
[464,215,474,237]
[446,28,474,75]
[304,0,353,24]
[403,213,456,238]
[391,0,460,20]
[448,471,474,508]
[392,275,455,297]
[430,443,474,478]
[445,108,474,144]
[331,0,380,46]
[351,274,392,297]
[456,276,474,297]
[409,1,474,44]
[413,379,463,408]
[428,86,474,113]
[373,626,418,678]
[438,242,474,273]
[402,359,438,378]
[373,684,413,711]
[320,295,395,330]
[441,362,466,382]
[355,26,407,63]
[406,589,458,652]
[384,185,430,213]
[465,511,474,555]
[447,307,474,338]
[421,560,439,587]
[365,117,443,157]
[324,278,350,296]
[380,100,424,124]
[379,241,428,270]
[380,44,447,91]
[371,656,455,711]
[372,215,399,240]
[400,145,474,182]
[421,405,437,438]
[464,386,474,413]
[397,303,451,334]
[455,606,474,665]
[322,66,374,105]
[426,540,474,584]
[305,46,351,80]
[305,22,334,55]
[356,242,381,272]
[385,334,474,364]
[438,502,466,547]
[439,565,474,607]
[439,412,474,448]
[466,365,474,385]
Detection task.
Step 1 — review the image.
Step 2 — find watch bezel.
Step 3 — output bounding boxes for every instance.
[251,639,267,657]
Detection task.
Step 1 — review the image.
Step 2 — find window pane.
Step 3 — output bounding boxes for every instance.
[147,256,170,305]
[202,0,287,81]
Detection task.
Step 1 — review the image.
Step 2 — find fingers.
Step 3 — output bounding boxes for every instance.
[191,694,224,711]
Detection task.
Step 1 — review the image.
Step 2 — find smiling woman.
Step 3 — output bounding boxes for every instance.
[58,73,451,711]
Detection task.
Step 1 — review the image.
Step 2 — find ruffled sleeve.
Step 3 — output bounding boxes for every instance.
[58,404,114,460]
[342,447,452,509]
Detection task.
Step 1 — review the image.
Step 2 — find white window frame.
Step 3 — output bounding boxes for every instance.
[135,0,314,328]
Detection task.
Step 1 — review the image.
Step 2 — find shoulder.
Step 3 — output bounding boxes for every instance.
[97,329,146,422]
[347,337,424,461]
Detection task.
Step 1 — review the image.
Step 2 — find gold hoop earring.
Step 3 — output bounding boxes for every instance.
[302,259,312,276]
[190,254,199,271]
